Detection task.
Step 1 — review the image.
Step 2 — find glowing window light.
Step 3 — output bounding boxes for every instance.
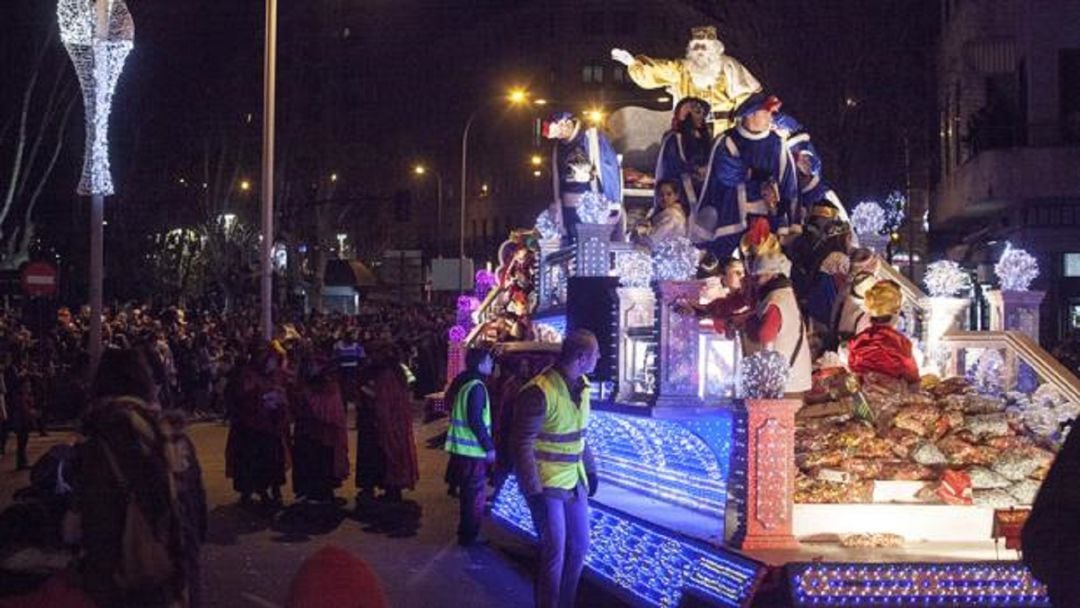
[59,0,135,197]
[491,475,765,608]
[787,562,1048,606]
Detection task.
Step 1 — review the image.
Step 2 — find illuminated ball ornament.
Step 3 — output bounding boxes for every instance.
[447,325,467,344]
[924,260,971,297]
[850,200,887,236]
[534,209,560,241]
[58,0,135,196]
[995,243,1039,291]
[739,350,789,399]
[651,236,699,281]
[577,191,615,224]
[615,250,653,288]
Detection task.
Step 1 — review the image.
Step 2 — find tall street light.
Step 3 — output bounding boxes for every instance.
[460,87,529,290]
[413,164,444,258]
[260,0,278,341]
[58,0,135,367]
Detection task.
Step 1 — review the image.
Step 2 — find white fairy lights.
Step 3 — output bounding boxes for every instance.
[614,250,653,288]
[995,243,1039,291]
[534,209,560,241]
[577,191,613,224]
[58,0,135,196]
[850,200,887,236]
[651,236,699,281]
[738,350,789,399]
[924,260,971,297]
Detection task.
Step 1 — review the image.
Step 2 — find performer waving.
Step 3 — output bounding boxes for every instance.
[542,112,622,244]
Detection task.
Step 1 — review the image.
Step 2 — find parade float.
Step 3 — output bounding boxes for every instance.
[438,27,1072,608]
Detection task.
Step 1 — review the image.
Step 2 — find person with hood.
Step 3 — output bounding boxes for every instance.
[225,344,290,505]
[356,344,418,503]
[290,352,350,504]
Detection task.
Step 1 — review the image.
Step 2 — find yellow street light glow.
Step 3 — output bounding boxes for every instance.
[330,173,338,182]
[413,165,426,176]
[481,183,489,193]
[585,109,605,125]
[530,155,543,166]
[507,88,528,105]
[534,98,548,106]
[533,170,542,177]
[240,179,252,191]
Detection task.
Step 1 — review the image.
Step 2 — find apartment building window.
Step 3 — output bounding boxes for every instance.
[1065,253,1080,278]
[582,64,604,84]
[613,66,626,83]
[1060,49,1080,143]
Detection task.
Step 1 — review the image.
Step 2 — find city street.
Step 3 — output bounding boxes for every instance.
[0,409,623,608]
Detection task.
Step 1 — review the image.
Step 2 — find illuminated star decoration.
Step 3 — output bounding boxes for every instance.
[850,201,887,237]
[738,350,789,399]
[924,260,971,297]
[534,209,560,241]
[577,191,614,224]
[615,250,653,288]
[651,236,699,281]
[994,243,1039,291]
[58,0,135,196]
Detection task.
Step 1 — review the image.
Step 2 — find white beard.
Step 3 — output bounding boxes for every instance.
[686,50,724,89]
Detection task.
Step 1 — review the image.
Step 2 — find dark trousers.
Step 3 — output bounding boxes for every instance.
[448,454,489,543]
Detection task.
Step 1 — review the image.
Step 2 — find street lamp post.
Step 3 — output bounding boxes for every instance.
[260,0,278,342]
[459,87,529,292]
[58,0,135,367]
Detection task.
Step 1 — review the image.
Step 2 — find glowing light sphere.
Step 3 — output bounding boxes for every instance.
[924,260,971,297]
[995,243,1039,291]
[474,269,497,298]
[738,349,789,399]
[651,236,699,281]
[615,250,653,288]
[534,209,560,241]
[448,325,467,344]
[577,191,613,224]
[58,0,135,196]
[850,200,887,236]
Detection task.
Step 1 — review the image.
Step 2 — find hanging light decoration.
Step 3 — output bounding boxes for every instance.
[58,0,135,196]
[924,260,971,297]
[850,201,887,237]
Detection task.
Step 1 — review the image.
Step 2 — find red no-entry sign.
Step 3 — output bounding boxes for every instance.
[21,261,59,298]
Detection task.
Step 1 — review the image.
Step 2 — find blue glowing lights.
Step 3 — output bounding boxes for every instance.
[492,475,764,608]
[787,562,1049,607]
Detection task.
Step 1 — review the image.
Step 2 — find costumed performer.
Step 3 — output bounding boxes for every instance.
[694,93,798,258]
[542,111,622,245]
[633,179,689,249]
[772,113,850,227]
[847,280,920,385]
[611,26,761,134]
[830,270,876,352]
[654,97,712,215]
[290,352,350,504]
[742,246,812,396]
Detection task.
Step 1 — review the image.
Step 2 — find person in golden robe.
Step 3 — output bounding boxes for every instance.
[612,26,762,134]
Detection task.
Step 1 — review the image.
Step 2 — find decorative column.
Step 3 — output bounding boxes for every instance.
[654,281,703,409]
[737,398,800,550]
[985,290,1045,345]
[615,286,657,402]
[925,296,971,372]
[575,223,612,277]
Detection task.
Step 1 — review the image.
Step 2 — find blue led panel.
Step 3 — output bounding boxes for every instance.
[492,476,765,608]
[787,561,1049,607]
[589,410,733,518]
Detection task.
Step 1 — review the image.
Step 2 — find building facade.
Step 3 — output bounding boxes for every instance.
[933,0,1080,344]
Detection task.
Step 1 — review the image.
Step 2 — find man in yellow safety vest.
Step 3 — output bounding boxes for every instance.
[511,329,600,608]
[444,346,496,546]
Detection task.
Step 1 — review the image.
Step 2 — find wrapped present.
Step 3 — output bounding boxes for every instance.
[968,467,1012,490]
[912,441,948,466]
[882,428,921,458]
[965,413,1011,439]
[929,377,972,398]
[973,488,1016,508]
[935,469,973,505]
[840,533,905,548]
[993,448,1053,481]
[893,404,940,436]
[879,461,935,481]
[1008,479,1041,505]
[841,458,884,480]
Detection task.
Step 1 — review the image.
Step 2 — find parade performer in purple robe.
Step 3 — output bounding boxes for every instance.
[542,111,622,244]
[694,93,798,258]
[654,97,712,216]
[772,112,849,226]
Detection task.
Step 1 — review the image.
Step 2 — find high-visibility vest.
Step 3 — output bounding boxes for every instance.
[444,379,491,458]
[523,367,590,490]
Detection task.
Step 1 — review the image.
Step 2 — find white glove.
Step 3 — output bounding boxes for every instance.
[610,48,635,67]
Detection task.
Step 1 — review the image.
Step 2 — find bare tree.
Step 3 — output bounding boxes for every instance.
[0,30,78,269]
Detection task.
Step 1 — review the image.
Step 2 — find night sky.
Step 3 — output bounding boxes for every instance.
[1,0,939,285]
